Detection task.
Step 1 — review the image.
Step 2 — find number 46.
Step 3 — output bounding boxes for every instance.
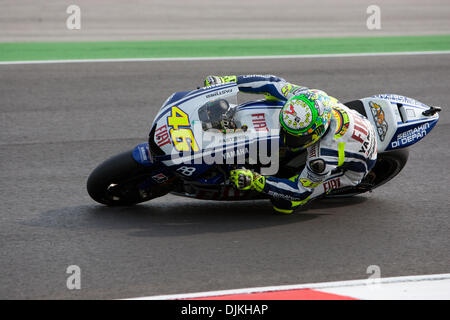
[167,107,199,152]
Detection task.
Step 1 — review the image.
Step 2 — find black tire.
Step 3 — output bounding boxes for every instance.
[326,148,409,197]
[366,148,410,189]
[87,150,158,206]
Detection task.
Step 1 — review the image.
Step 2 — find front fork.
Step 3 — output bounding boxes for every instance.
[131,143,177,201]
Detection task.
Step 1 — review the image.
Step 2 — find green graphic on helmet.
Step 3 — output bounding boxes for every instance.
[280,96,317,134]
[279,93,332,149]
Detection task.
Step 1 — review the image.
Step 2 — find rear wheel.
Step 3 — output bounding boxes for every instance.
[326,148,409,197]
[87,150,173,206]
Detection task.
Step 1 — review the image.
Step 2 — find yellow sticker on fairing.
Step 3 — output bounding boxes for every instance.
[170,128,199,152]
[167,106,190,130]
[167,106,199,152]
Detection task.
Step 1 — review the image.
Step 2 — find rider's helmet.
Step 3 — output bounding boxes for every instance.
[198,99,237,131]
[279,92,332,149]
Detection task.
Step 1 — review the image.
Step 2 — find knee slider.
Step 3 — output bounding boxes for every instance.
[309,158,326,174]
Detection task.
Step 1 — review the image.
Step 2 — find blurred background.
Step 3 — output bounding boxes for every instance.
[1,0,449,300]
[1,0,450,42]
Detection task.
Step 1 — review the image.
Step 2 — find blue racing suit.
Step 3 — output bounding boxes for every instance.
[214,75,378,213]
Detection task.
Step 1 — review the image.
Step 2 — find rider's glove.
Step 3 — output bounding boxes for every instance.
[230,169,265,192]
[204,75,237,87]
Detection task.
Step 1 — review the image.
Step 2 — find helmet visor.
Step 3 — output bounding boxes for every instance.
[281,124,325,149]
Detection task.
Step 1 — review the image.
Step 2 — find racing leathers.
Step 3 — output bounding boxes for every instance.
[206,75,378,214]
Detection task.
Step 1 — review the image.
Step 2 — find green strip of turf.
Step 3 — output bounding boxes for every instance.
[1,35,450,62]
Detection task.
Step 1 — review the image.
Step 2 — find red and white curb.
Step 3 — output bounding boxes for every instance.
[126,273,450,300]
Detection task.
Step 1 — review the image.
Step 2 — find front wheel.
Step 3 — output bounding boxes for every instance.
[87,150,173,206]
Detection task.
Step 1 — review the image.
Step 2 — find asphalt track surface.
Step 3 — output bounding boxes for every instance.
[2,0,450,42]
[1,54,449,299]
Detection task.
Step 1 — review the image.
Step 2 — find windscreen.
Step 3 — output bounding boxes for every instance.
[197,93,238,131]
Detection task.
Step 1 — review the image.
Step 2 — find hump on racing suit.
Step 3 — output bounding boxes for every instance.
[233,74,310,101]
[209,74,378,213]
[266,104,378,213]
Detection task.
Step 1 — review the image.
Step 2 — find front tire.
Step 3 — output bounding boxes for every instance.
[87,150,174,206]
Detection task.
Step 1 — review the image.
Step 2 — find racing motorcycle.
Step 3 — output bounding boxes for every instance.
[87,83,441,206]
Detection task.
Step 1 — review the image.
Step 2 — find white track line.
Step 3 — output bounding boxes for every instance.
[1,50,450,65]
[125,273,450,300]
[321,278,450,300]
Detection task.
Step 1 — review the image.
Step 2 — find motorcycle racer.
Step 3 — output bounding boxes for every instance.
[204,75,378,214]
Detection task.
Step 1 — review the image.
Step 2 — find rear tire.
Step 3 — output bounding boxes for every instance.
[326,148,409,197]
[366,148,409,189]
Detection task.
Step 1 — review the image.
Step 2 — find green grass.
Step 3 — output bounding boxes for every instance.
[1,35,450,62]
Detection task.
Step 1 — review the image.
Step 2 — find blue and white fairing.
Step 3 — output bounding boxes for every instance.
[358,94,440,152]
[135,83,281,183]
[132,86,440,191]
